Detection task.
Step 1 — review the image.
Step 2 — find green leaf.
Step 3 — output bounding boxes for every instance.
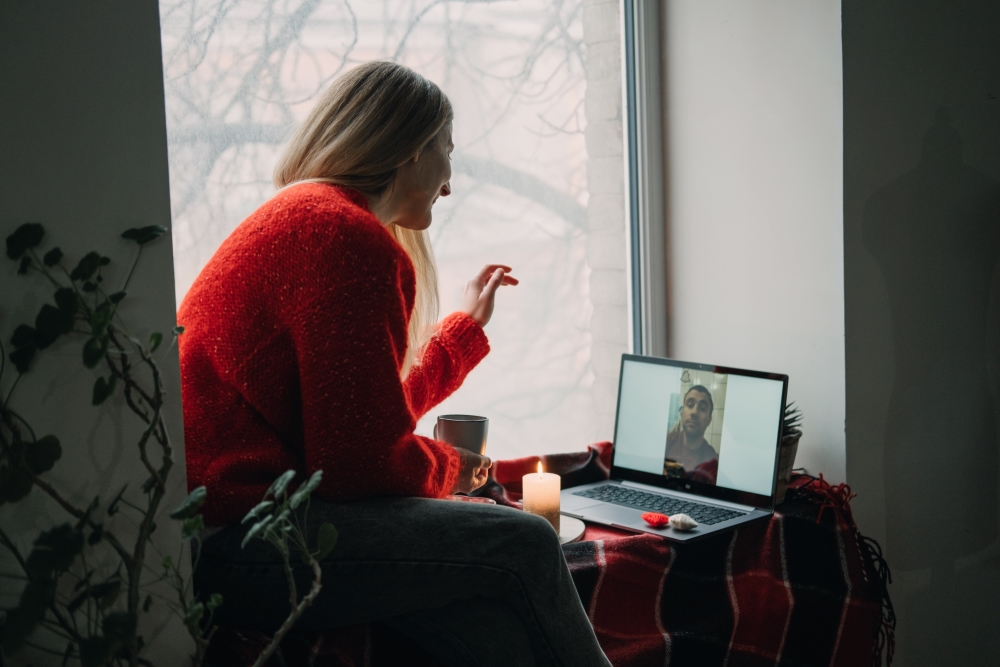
[54,287,78,314]
[170,486,207,519]
[35,303,73,348]
[18,255,31,275]
[207,593,223,611]
[92,376,117,405]
[102,611,136,644]
[149,332,163,352]
[70,251,103,282]
[267,469,297,499]
[317,523,338,560]
[121,225,168,245]
[240,518,270,549]
[79,635,115,667]
[173,325,185,335]
[5,222,44,260]
[25,435,61,474]
[162,555,173,571]
[24,524,84,578]
[43,247,63,266]
[82,335,109,368]
[183,602,204,628]
[90,302,112,337]
[0,465,34,504]
[289,469,323,509]
[109,290,127,304]
[11,324,38,348]
[241,500,274,525]
[182,515,205,540]
[9,344,36,374]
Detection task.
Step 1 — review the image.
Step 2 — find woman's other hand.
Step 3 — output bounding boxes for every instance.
[453,447,492,494]
[460,264,518,327]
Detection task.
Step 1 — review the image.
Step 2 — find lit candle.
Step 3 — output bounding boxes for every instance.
[522,461,561,533]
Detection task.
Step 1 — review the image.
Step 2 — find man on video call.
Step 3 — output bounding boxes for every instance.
[664,385,719,484]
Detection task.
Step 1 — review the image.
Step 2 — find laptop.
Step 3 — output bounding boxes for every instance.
[561,354,788,542]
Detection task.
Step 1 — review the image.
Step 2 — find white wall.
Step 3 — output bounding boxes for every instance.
[661,0,845,481]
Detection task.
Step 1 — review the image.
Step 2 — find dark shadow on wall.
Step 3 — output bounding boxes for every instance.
[863,108,1000,569]
[844,1,1000,664]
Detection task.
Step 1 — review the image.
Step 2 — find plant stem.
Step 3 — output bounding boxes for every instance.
[121,246,143,296]
[4,373,22,411]
[250,557,323,667]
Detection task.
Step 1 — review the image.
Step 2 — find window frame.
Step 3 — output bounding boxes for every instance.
[622,0,667,357]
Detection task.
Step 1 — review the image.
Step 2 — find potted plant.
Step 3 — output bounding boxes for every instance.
[775,402,803,504]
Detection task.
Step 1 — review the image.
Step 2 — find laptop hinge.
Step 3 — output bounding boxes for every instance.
[620,480,759,511]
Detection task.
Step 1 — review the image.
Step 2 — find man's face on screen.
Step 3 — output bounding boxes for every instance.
[680,389,712,439]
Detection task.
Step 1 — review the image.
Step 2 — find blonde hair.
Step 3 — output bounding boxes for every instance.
[274,61,451,376]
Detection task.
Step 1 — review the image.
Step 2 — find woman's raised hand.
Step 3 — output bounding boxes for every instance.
[460,264,519,327]
[453,447,492,494]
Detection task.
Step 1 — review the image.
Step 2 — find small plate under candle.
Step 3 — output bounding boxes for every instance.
[559,515,586,545]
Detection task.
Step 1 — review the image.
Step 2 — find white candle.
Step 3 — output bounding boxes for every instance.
[523,461,561,533]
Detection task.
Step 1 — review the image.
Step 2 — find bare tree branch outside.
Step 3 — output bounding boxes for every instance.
[159,0,627,458]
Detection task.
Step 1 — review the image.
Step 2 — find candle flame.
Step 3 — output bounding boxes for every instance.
[537,461,543,477]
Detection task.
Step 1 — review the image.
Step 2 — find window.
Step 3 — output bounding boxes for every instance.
[159,0,631,459]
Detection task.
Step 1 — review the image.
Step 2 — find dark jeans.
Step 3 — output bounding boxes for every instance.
[195,496,611,667]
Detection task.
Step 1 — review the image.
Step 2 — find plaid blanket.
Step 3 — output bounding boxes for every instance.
[206,443,895,667]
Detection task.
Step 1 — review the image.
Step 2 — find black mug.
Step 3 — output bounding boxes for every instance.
[433,414,488,456]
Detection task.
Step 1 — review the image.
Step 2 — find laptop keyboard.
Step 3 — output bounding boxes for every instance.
[573,485,747,525]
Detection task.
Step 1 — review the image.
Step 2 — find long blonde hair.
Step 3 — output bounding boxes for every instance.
[274,61,450,376]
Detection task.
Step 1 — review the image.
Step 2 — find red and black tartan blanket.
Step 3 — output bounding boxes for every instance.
[206,443,895,667]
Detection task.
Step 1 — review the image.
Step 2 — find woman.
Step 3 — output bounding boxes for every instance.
[179,61,611,667]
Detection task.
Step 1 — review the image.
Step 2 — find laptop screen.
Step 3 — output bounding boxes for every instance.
[611,355,787,505]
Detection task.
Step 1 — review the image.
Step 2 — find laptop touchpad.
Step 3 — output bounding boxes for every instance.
[561,493,604,513]
[577,503,637,525]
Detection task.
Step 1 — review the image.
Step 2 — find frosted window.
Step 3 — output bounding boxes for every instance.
[160,0,627,459]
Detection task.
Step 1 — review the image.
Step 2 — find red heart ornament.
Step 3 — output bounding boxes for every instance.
[641,512,670,527]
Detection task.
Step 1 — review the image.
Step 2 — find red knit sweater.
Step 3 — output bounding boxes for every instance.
[178,183,489,526]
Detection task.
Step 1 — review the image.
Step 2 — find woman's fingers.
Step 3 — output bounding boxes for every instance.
[481,268,505,299]
[473,264,513,287]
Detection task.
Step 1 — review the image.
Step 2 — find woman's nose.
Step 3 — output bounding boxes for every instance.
[440,182,451,197]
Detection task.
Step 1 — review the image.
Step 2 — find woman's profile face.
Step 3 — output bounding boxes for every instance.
[385,124,453,231]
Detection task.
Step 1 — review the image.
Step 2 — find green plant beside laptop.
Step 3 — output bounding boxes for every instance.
[775,402,804,503]
[0,223,333,666]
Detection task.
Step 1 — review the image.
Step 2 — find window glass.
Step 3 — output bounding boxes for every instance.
[160,0,627,458]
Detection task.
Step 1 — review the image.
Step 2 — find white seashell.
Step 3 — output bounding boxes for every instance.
[669,513,698,531]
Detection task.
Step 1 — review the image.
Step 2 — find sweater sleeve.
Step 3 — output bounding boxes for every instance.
[291,225,461,501]
[403,312,490,420]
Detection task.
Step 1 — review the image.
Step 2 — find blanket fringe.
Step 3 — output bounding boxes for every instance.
[860,534,896,667]
[788,473,895,666]
[788,473,858,527]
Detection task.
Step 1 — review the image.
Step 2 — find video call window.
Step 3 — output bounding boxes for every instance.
[663,369,728,485]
